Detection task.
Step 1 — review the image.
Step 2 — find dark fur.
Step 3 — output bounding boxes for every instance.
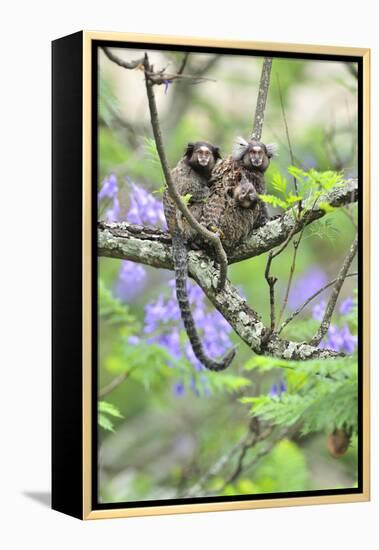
[202,139,275,252]
[163,142,235,372]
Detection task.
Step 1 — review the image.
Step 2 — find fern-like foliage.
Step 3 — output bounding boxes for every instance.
[260,167,344,216]
[240,355,358,437]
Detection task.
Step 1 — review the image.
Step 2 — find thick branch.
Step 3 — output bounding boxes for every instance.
[251,58,272,140]
[98,179,358,269]
[143,53,228,289]
[98,227,344,361]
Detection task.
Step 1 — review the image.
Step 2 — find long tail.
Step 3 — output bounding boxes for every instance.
[172,232,236,371]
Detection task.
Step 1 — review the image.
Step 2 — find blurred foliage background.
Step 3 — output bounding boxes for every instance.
[97,47,358,504]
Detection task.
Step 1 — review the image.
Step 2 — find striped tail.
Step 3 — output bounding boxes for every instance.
[171,232,236,371]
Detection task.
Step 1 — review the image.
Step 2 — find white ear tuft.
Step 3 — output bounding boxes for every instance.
[266,143,279,158]
[232,136,249,161]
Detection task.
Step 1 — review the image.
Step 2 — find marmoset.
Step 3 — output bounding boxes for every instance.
[202,137,277,251]
[163,141,236,372]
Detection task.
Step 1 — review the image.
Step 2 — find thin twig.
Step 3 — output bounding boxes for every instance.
[311,235,358,345]
[276,73,300,203]
[182,431,251,497]
[264,251,278,332]
[143,54,228,289]
[177,52,190,75]
[102,47,144,69]
[345,62,358,79]
[98,371,131,398]
[278,272,358,334]
[102,47,214,86]
[277,224,307,324]
[251,57,272,140]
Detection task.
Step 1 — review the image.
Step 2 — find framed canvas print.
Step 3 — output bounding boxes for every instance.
[52,31,370,520]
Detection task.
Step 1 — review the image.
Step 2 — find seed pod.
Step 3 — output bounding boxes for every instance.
[327,429,350,458]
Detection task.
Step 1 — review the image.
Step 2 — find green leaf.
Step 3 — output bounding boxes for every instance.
[181,193,192,205]
[98,413,115,432]
[99,400,124,418]
[243,355,289,372]
[99,279,139,329]
[208,374,251,393]
[258,194,288,210]
[318,202,336,214]
[271,172,287,196]
[252,439,310,492]
[286,193,303,204]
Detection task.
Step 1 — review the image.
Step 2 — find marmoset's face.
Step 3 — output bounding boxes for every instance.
[233,180,258,209]
[196,146,212,167]
[248,145,265,167]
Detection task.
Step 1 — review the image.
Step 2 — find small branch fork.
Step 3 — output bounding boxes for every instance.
[102,47,214,85]
[311,235,358,346]
[183,419,294,498]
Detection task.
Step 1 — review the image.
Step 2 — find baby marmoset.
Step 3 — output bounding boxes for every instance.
[202,137,277,251]
[163,141,236,371]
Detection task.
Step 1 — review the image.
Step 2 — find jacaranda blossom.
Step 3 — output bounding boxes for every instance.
[142,279,233,396]
[288,268,328,310]
[98,174,120,222]
[322,323,357,354]
[127,183,167,229]
[269,380,287,398]
[116,260,147,301]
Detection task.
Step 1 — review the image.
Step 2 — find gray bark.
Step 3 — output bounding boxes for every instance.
[98,178,358,361]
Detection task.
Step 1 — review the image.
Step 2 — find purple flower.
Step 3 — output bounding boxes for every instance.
[142,278,233,395]
[163,79,171,95]
[340,324,358,354]
[288,268,328,310]
[144,294,167,333]
[184,342,203,372]
[156,328,181,359]
[127,183,167,229]
[115,260,146,301]
[105,196,121,222]
[269,380,287,398]
[322,324,357,354]
[98,174,118,201]
[98,174,121,221]
[173,381,185,397]
[128,335,140,345]
[339,296,354,316]
[312,300,326,321]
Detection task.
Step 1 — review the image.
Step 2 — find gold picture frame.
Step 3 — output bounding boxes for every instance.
[52,31,370,520]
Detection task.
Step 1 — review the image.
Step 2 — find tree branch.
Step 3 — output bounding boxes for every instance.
[229,178,357,263]
[278,272,358,334]
[251,57,272,140]
[98,179,358,271]
[264,251,278,332]
[99,225,341,360]
[143,54,228,289]
[276,72,300,205]
[98,371,132,399]
[102,47,214,86]
[310,235,358,345]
